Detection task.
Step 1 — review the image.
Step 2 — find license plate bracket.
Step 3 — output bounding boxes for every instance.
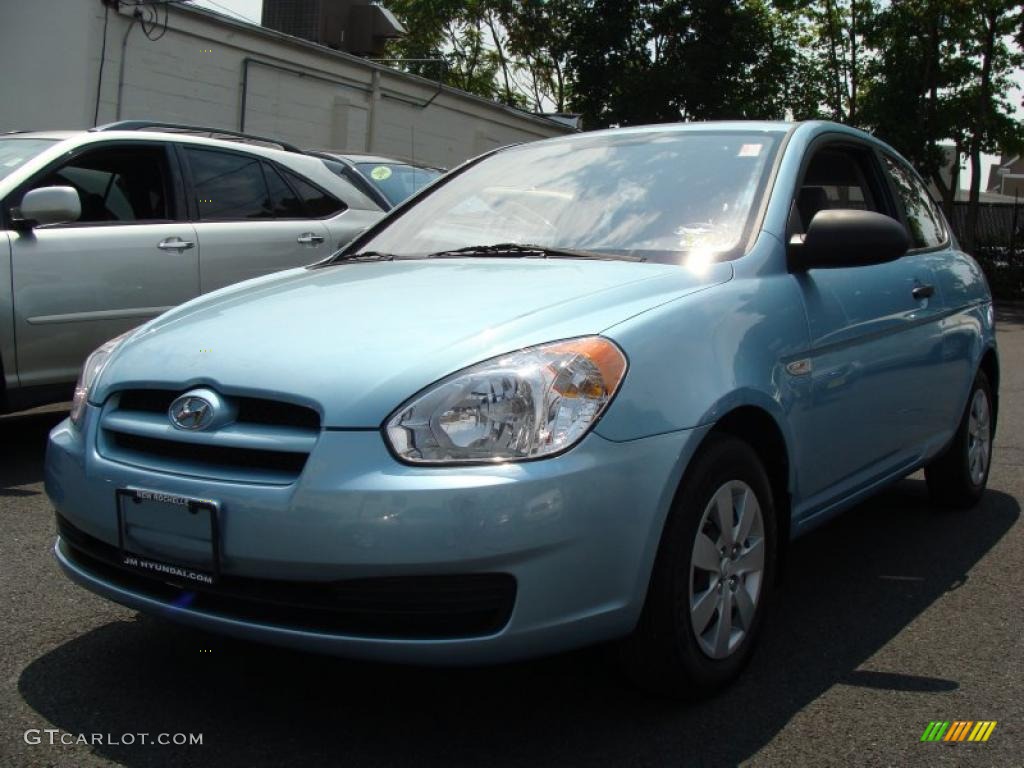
[116,488,220,586]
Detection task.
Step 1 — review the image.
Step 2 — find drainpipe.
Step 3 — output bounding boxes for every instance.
[366,69,381,152]
[115,14,139,120]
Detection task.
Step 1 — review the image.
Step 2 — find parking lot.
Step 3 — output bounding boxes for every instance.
[0,306,1020,768]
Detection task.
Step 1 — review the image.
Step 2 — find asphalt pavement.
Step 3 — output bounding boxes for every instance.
[1,307,1022,768]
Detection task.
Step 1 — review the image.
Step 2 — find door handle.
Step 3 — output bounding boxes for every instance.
[912,283,935,300]
[157,237,195,251]
[297,233,325,246]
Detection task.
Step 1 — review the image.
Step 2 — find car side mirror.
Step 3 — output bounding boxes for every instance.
[788,209,909,271]
[16,186,82,228]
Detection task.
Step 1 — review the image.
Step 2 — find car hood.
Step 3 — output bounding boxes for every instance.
[95,258,732,426]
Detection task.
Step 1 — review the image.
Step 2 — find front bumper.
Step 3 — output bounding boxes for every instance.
[46,405,706,664]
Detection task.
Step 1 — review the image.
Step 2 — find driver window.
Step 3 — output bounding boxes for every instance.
[792,147,883,235]
[25,144,173,225]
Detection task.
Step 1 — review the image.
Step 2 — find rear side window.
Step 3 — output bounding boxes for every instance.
[263,163,305,218]
[883,155,947,248]
[279,167,345,218]
[29,144,172,223]
[185,147,271,221]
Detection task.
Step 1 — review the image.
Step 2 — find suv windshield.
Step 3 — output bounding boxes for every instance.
[356,162,442,206]
[352,130,781,263]
[0,138,58,182]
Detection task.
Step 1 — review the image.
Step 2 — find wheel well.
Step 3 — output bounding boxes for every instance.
[709,406,792,573]
[980,347,999,432]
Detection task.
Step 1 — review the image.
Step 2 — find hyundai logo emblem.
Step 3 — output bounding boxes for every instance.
[168,394,215,431]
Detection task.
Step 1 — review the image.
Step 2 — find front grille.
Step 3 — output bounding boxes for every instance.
[107,432,309,476]
[117,390,320,430]
[58,516,517,640]
[98,388,321,485]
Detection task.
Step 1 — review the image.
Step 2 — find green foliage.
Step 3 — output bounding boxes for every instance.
[384,0,509,101]
[561,0,799,126]
[382,2,1023,212]
[379,0,1024,264]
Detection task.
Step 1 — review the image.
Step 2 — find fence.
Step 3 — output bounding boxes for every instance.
[948,200,1024,300]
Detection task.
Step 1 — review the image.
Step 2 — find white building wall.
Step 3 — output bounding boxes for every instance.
[0,0,571,167]
[0,0,100,130]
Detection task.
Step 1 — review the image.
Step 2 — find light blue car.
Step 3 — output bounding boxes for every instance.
[45,121,998,697]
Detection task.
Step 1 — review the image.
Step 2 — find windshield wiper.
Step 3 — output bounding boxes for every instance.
[424,243,645,261]
[327,242,646,264]
[333,250,397,262]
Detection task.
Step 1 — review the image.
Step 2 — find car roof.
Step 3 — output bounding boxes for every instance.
[518,119,876,144]
[598,120,798,135]
[0,130,81,140]
[3,128,310,159]
[84,130,305,158]
[496,119,891,159]
[313,150,444,171]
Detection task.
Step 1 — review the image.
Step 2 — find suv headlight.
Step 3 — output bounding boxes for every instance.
[70,331,132,427]
[386,337,627,464]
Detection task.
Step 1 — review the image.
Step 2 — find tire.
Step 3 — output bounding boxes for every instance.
[924,369,994,509]
[620,433,777,699]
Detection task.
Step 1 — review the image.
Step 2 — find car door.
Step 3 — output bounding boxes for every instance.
[880,153,967,438]
[180,146,332,292]
[6,141,199,389]
[788,140,948,517]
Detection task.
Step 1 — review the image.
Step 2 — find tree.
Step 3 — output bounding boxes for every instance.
[383,0,510,103]
[563,0,800,128]
[495,0,576,112]
[962,1,1024,250]
[859,0,975,218]
[773,0,874,123]
[380,0,1024,247]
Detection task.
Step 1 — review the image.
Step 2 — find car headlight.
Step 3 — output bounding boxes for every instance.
[386,336,627,464]
[70,331,132,428]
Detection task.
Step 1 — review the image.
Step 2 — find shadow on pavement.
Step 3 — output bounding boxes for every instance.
[995,300,1024,326]
[17,480,1019,767]
[0,409,67,495]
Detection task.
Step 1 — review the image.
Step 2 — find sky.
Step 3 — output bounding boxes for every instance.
[190,0,1019,189]
[191,0,262,24]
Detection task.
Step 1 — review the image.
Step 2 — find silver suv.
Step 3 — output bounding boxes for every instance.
[0,122,385,413]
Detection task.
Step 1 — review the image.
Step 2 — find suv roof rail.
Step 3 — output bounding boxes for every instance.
[89,121,303,153]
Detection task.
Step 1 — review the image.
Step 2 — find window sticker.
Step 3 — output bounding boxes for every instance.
[738,143,763,158]
[370,165,393,181]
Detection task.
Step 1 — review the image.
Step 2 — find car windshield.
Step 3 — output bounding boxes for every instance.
[0,138,58,182]
[351,130,782,263]
[356,162,442,206]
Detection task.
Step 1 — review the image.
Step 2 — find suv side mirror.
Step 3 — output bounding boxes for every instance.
[789,209,909,271]
[17,186,82,228]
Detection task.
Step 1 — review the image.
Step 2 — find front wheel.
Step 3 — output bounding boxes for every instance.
[621,434,777,698]
[924,369,994,509]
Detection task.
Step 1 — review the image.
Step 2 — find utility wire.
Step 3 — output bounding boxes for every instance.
[140,1,169,41]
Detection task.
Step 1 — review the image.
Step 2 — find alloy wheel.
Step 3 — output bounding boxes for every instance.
[967,388,992,486]
[689,479,765,660]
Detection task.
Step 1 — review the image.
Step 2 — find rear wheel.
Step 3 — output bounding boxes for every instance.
[621,434,776,698]
[924,370,994,509]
